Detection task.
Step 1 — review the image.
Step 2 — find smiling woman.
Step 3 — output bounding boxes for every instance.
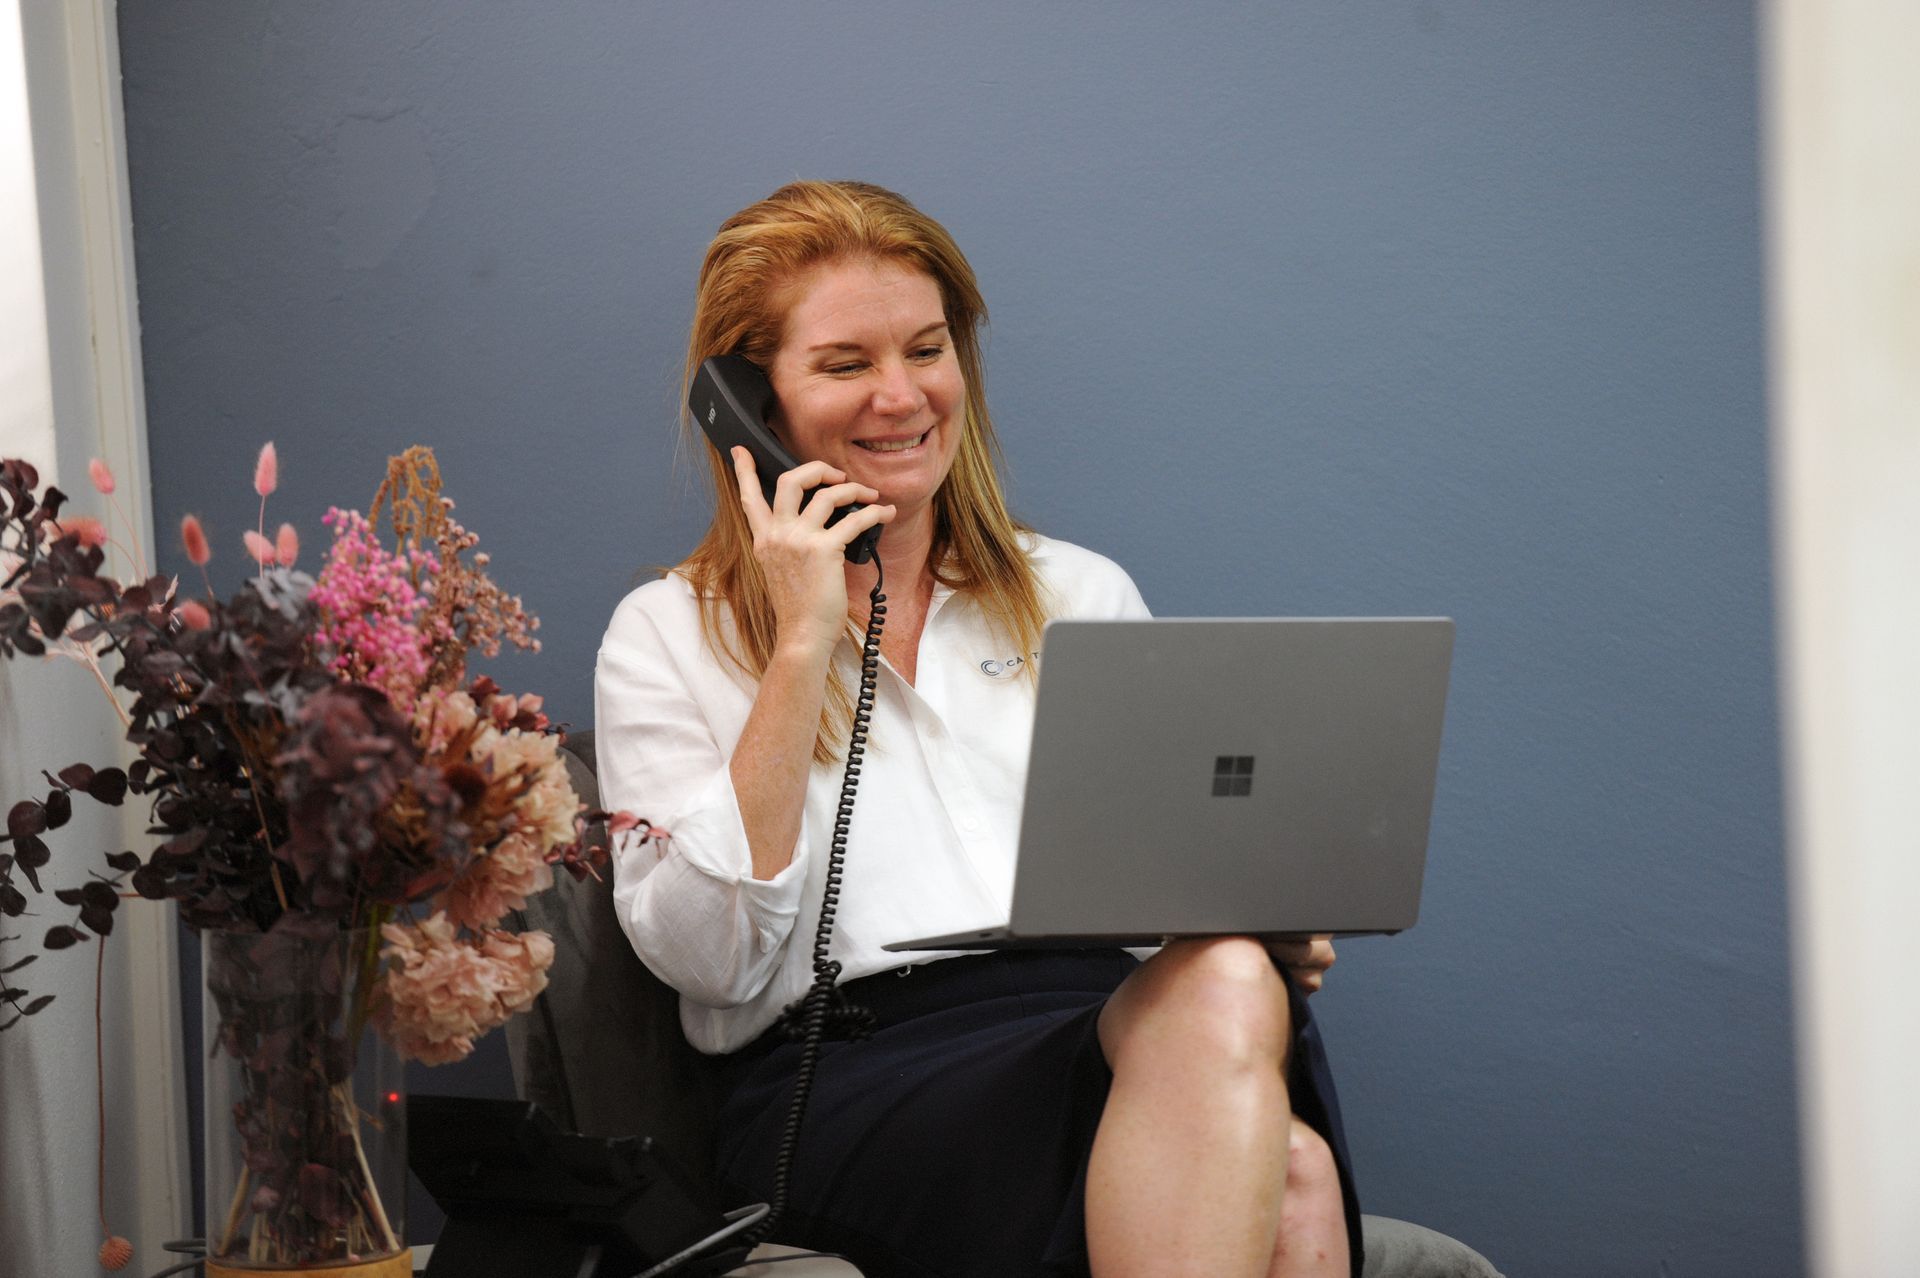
[593,181,1360,1278]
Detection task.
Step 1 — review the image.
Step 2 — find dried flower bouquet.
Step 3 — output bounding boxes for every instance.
[0,445,655,1269]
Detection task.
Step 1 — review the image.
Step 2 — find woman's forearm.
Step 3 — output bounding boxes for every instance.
[730,642,834,880]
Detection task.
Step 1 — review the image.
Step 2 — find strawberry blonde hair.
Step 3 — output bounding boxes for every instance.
[677,180,1047,762]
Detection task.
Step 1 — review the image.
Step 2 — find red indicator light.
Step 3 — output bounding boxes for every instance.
[387,1092,400,1105]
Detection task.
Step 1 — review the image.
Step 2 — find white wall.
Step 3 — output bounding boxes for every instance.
[1767,1,1920,1274]
[0,0,185,1270]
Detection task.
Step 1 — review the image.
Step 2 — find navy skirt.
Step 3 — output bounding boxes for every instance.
[713,950,1362,1278]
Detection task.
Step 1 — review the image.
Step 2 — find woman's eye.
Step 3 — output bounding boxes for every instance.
[911,346,945,362]
[824,362,866,375]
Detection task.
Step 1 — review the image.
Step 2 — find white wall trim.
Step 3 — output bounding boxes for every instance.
[1766,1,1920,1273]
[60,0,189,1252]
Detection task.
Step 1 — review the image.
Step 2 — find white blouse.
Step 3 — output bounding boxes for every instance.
[594,534,1151,1053]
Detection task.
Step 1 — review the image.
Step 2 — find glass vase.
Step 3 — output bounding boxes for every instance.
[202,924,410,1275]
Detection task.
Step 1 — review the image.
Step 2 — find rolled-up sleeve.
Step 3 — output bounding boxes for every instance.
[594,587,810,1008]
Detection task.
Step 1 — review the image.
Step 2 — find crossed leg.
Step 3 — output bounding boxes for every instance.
[1085,937,1349,1278]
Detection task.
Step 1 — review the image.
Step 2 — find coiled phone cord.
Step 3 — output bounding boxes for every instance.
[737,556,887,1250]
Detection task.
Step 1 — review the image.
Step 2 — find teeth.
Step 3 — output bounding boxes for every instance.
[858,434,925,453]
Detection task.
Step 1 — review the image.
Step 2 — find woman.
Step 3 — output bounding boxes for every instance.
[595,180,1357,1278]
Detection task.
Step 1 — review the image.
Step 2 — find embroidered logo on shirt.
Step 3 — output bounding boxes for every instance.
[1211,755,1255,797]
[978,653,1037,678]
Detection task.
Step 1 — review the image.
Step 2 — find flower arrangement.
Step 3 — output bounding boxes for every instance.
[0,445,657,1270]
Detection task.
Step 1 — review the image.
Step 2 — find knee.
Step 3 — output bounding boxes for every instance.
[1103,937,1291,1073]
[1286,1118,1340,1195]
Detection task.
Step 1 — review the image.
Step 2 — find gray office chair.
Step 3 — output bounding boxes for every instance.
[505,732,1501,1278]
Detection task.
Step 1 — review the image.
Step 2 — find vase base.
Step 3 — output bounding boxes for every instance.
[206,1249,412,1278]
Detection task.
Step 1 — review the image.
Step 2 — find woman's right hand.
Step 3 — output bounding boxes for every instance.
[731,446,895,661]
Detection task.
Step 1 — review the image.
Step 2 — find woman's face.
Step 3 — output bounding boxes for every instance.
[766,257,965,524]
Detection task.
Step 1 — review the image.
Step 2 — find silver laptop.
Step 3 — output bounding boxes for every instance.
[883,618,1454,952]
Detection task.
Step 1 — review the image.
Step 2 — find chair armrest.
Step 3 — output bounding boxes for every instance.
[1360,1215,1504,1278]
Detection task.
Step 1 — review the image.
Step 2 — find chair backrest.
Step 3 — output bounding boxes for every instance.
[505,730,724,1197]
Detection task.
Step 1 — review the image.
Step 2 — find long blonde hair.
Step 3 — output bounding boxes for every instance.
[678,180,1048,762]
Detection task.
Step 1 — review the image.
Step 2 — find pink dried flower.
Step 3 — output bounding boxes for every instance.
[180,515,210,566]
[275,521,299,567]
[253,442,278,498]
[242,529,275,565]
[98,1236,133,1271]
[378,914,554,1065]
[53,515,108,548]
[87,458,116,495]
[441,832,555,931]
[310,507,445,711]
[414,689,574,929]
[175,600,212,630]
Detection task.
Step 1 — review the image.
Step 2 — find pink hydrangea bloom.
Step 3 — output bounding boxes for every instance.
[378,913,554,1065]
[415,689,575,930]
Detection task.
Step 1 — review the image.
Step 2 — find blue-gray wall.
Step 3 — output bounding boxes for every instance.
[118,3,1791,1273]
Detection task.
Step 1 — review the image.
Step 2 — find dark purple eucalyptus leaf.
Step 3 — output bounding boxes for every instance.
[2,456,40,502]
[79,903,114,937]
[295,1163,352,1228]
[57,763,96,790]
[103,851,141,873]
[54,888,85,906]
[80,880,117,910]
[41,790,72,829]
[0,883,26,914]
[159,827,207,859]
[43,925,88,949]
[129,865,167,900]
[16,580,78,638]
[321,1037,355,1086]
[68,576,112,605]
[66,621,104,642]
[1,953,35,972]
[23,994,53,1016]
[87,769,128,806]
[6,800,44,840]
[118,583,151,611]
[12,836,48,891]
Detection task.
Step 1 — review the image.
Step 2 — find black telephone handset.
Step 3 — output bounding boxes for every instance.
[690,353,881,565]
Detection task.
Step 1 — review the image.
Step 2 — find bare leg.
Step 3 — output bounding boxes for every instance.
[1086,937,1345,1278]
[1267,1119,1350,1278]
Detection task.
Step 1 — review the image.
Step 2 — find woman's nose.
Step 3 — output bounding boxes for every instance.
[870,360,925,416]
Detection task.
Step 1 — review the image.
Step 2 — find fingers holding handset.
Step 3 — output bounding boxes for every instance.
[728,447,895,652]
[730,448,887,529]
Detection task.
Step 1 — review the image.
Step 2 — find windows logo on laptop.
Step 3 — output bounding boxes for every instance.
[1212,755,1255,797]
